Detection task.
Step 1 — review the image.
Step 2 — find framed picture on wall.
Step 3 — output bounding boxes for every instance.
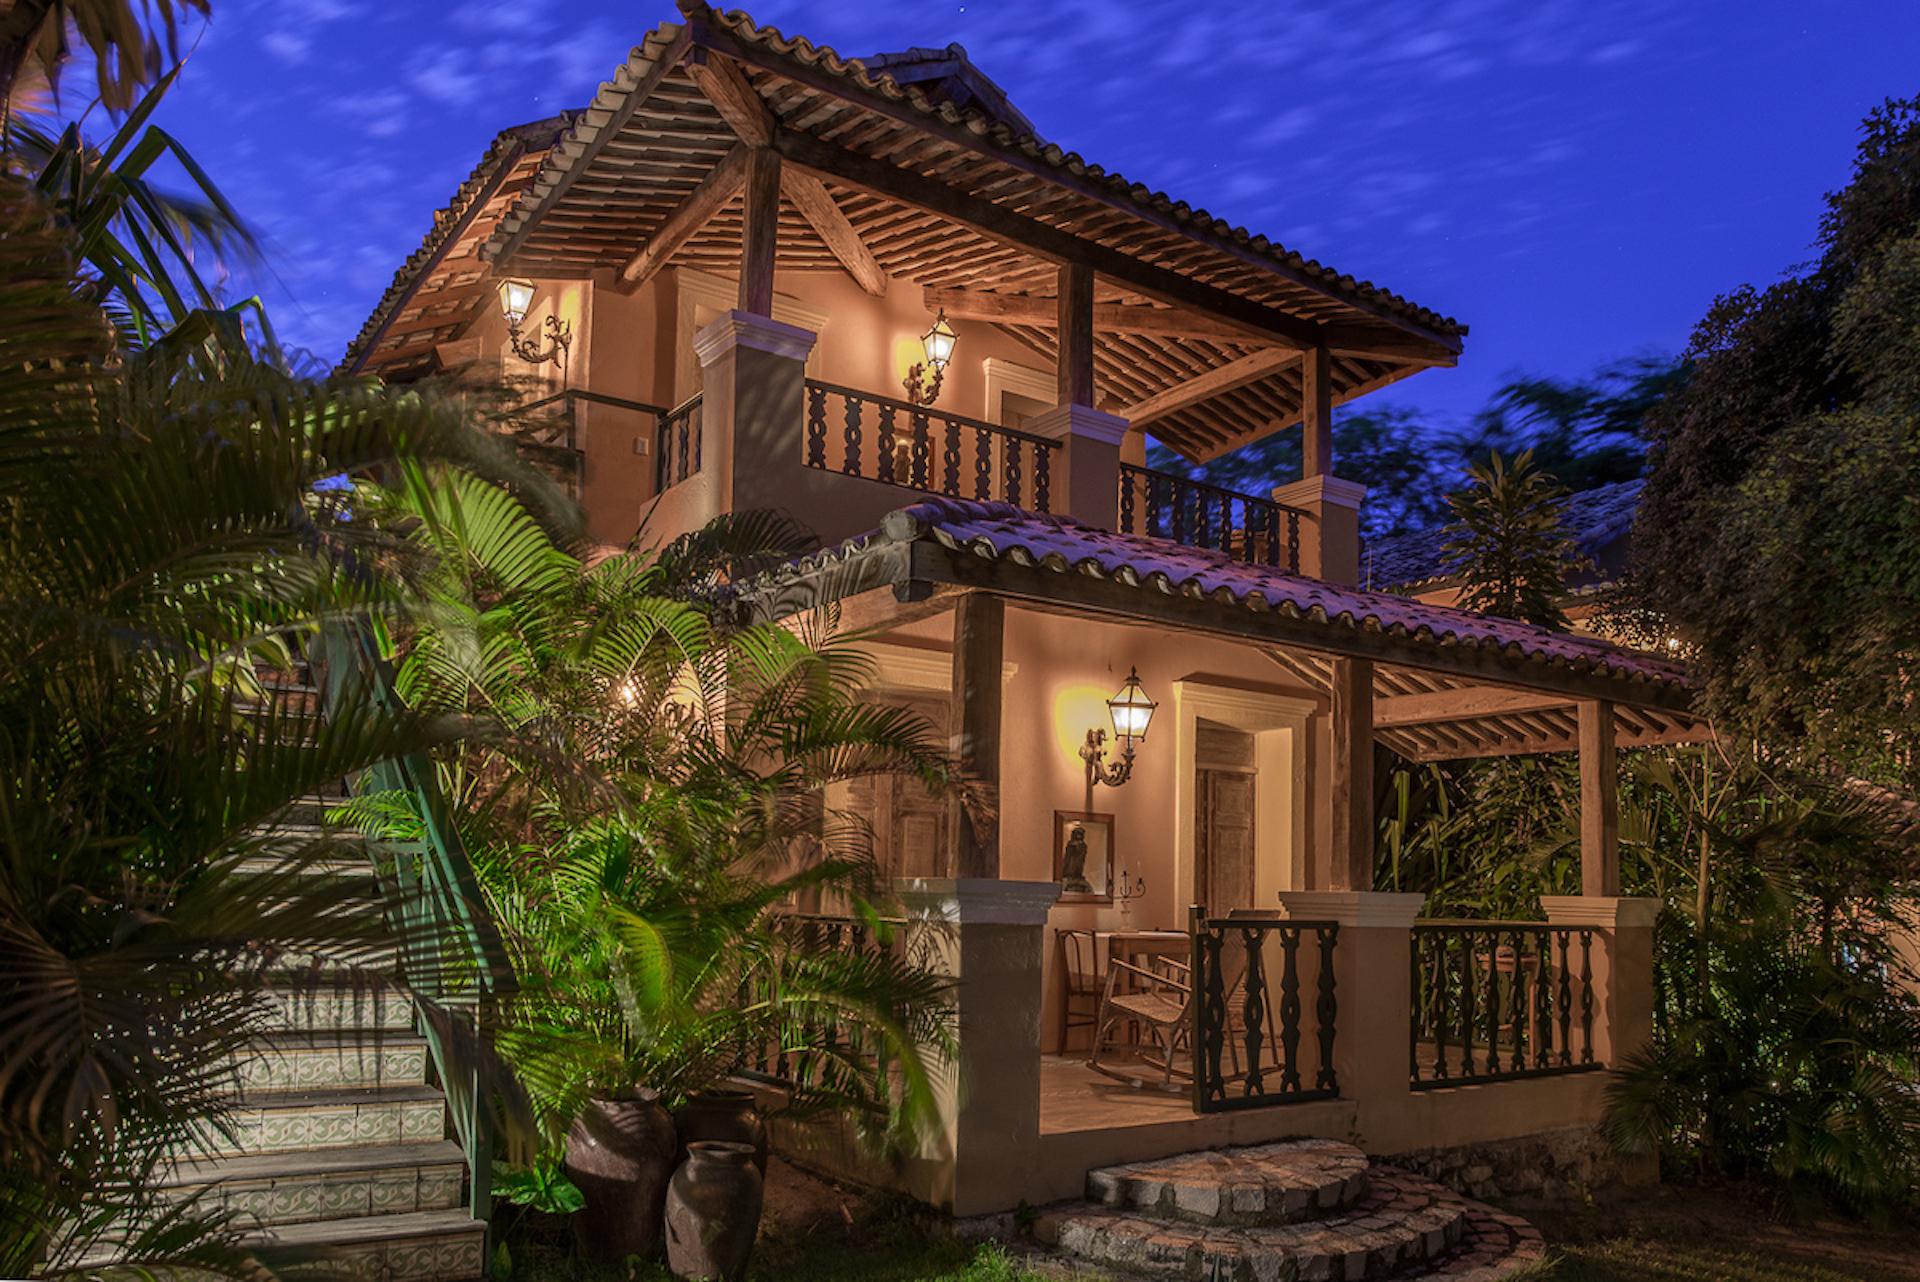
[1053,810,1115,904]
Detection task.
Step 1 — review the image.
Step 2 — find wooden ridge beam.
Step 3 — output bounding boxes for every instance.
[1118,348,1301,428]
[783,169,888,295]
[616,142,750,293]
[773,129,1327,349]
[683,45,773,146]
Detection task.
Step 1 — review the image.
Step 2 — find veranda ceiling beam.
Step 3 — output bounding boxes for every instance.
[615,141,750,293]
[683,46,773,146]
[783,170,889,296]
[1118,348,1302,428]
[1371,685,1576,729]
[921,287,1274,344]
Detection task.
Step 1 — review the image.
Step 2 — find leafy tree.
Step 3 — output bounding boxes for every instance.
[1458,354,1685,490]
[1628,94,1920,794]
[0,0,208,120]
[1439,448,1587,629]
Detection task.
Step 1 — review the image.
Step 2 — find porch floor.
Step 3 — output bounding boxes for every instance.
[1038,1053,1201,1135]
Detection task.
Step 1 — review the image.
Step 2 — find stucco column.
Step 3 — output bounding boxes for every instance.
[896,877,1060,1216]
[692,310,817,518]
[1271,475,1367,585]
[1541,896,1659,1067]
[1026,404,1128,530]
[1277,890,1424,1150]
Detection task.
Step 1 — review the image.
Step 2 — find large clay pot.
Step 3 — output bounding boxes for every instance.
[665,1141,763,1282]
[563,1091,677,1262]
[673,1089,769,1175]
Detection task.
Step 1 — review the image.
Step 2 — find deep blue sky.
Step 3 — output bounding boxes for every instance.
[139,0,1920,426]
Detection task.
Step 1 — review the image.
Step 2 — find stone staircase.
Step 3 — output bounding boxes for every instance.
[1036,1139,1544,1281]
[159,663,487,1280]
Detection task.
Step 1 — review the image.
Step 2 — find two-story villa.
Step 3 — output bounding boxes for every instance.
[343,4,1711,1271]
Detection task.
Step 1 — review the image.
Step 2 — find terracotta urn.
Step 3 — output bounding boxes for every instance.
[665,1141,764,1282]
[673,1089,769,1175]
[563,1090,677,1262]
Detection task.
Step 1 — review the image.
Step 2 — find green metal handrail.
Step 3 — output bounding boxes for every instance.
[314,621,515,1233]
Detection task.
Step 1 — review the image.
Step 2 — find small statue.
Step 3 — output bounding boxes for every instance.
[1060,823,1093,894]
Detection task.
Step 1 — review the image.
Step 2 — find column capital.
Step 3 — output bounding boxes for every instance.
[1024,403,1130,447]
[693,309,817,366]
[897,877,1061,926]
[1272,474,1367,511]
[1277,890,1425,928]
[1540,895,1660,929]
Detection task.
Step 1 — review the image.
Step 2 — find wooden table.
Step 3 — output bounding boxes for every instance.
[1096,929,1190,987]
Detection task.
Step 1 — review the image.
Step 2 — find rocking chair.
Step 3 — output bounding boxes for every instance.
[1086,943,1250,1091]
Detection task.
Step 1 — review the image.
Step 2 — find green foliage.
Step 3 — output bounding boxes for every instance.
[1457,355,1683,491]
[0,0,210,116]
[1629,93,1920,794]
[1440,448,1589,629]
[493,1159,586,1215]
[368,469,960,1155]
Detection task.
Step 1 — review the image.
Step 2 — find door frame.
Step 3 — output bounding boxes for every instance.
[1171,679,1318,916]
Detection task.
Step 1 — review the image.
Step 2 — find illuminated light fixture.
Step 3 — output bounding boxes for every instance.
[1080,667,1157,788]
[497,277,571,368]
[902,309,957,406]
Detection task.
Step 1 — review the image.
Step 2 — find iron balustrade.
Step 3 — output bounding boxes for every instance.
[1408,921,1598,1089]
[803,379,1057,513]
[1189,907,1341,1113]
[656,391,704,492]
[1118,464,1304,572]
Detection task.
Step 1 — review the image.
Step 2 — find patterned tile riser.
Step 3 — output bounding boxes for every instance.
[233,1046,428,1092]
[190,1099,445,1156]
[257,991,417,1032]
[351,1233,486,1282]
[172,1168,464,1227]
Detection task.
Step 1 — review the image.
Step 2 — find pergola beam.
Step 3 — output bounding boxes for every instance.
[615,142,749,293]
[1119,348,1301,428]
[783,169,889,295]
[922,287,1273,344]
[1373,685,1576,729]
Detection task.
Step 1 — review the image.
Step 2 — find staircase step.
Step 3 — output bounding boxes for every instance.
[235,1031,429,1094]
[158,1141,465,1228]
[1425,1204,1545,1280]
[1087,1139,1370,1226]
[259,983,417,1032]
[193,1085,448,1157]
[1049,1168,1487,1281]
[246,1208,485,1281]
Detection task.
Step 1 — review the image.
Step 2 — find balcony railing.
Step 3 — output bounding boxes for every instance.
[1189,908,1340,1113]
[1409,920,1598,1088]
[655,391,703,492]
[1118,464,1303,573]
[803,379,1058,513]
[509,389,691,497]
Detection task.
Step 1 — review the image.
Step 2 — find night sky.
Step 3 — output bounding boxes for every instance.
[142,0,1920,426]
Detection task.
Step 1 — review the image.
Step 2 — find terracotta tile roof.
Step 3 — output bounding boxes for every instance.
[680,4,1464,339]
[1363,478,1645,592]
[768,498,1690,699]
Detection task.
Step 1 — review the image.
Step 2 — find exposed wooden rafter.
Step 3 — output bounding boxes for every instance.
[616,142,749,293]
[1119,348,1301,428]
[783,170,888,295]
[922,287,1272,344]
[1372,685,1576,729]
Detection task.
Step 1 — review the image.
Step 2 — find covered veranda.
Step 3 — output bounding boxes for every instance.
[743,497,1704,1215]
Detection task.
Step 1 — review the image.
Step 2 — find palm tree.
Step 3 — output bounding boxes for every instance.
[1,0,209,122]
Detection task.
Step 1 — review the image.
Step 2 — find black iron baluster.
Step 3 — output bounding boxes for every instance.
[1556,928,1574,1068]
[1226,493,1241,558]
[1264,503,1281,566]
[1485,929,1503,1075]
[805,384,827,468]
[1242,927,1268,1097]
[1195,486,1211,548]
[1508,929,1529,1071]
[942,419,960,495]
[1172,480,1188,544]
[1579,929,1596,1064]
[876,402,897,485]
[1277,925,1301,1094]
[1145,473,1163,538]
[654,412,669,492]
[974,427,992,499]
[911,409,931,490]
[842,392,864,477]
[1199,924,1227,1104]
[1119,468,1137,534]
[1314,923,1338,1093]
[1533,929,1551,1070]
[1409,930,1421,1086]
[1287,510,1301,573]
[1431,931,1450,1080]
[1034,442,1051,512]
[1460,928,1478,1077]
[690,402,702,473]
[1006,438,1023,508]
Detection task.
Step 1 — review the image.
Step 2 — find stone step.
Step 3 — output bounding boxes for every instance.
[1086,1139,1370,1226]
[157,1141,465,1228]
[234,1031,429,1094]
[258,983,417,1033]
[246,1208,485,1281]
[1046,1168,1496,1281]
[193,1086,448,1158]
[1423,1204,1545,1281]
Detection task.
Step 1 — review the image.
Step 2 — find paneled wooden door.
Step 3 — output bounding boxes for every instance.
[1195,769,1256,913]
[845,692,950,880]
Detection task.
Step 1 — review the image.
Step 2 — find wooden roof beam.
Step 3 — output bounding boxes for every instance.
[773,129,1327,350]
[783,170,888,295]
[683,46,773,145]
[615,142,750,293]
[1373,685,1576,729]
[922,286,1273,344]
[1119,348,1301,428]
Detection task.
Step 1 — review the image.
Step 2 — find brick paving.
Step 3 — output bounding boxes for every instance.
[1042,1140,1544,1281]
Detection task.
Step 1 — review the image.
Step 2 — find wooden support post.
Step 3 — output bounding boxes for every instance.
[1300,344,1333,478]
[1579,700,1620,896]
[948,593,1005,880]
[1056,262,1095,408]
[1329,657,1374,890]
[738,147,782,315]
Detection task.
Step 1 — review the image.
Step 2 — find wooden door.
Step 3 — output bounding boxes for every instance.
[845,692,949,880]
[1194,720,1257,912]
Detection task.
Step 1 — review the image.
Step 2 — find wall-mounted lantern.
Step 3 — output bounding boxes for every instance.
[1081,667,1157,788]
[497,277,572,369]
[902,310,957,406]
